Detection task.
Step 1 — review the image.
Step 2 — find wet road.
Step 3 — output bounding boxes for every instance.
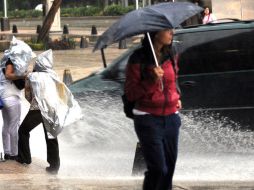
[0,47,127,82]
[0,159,253,190]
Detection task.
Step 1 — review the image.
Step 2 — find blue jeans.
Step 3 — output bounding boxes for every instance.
[134,113,181,190]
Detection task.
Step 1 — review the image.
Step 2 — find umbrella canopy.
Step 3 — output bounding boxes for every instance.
[94,2,203,51]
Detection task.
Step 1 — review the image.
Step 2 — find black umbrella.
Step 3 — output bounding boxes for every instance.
[94,2,203,51]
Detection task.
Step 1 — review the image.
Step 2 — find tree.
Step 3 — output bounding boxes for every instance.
[37,0,62,42]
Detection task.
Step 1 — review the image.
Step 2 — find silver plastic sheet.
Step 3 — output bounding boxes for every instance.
[28,50,82,137]
[0,36,36,76]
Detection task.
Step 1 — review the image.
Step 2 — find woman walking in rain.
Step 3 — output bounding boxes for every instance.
[0,37,35,160]
[125,29,182,190]
[16,49,81,175]
[16,50,60,174]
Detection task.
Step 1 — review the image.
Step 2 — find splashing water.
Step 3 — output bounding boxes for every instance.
[57,91,254,180]
[176,112,254,181]
[0,91,253,180]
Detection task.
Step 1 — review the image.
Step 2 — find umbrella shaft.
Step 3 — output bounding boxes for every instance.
[147,32,164,91]
[147,32,159,67]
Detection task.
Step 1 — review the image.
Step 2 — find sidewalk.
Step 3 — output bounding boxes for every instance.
[0,47,127,82]
[0,159,253,190]
[0,28,105,37]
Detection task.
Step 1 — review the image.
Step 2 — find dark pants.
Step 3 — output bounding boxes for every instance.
[134,113,181,190]
[18,110,60,169]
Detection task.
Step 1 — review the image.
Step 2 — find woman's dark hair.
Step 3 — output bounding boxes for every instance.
[141,31,176,69]
[204,6,212,14]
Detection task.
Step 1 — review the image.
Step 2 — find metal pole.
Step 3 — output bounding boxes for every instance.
[136,0,139,10]
[4,0,7,18]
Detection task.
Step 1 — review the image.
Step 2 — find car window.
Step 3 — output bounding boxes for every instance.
[177,28,254,75]
[101,45,141,80]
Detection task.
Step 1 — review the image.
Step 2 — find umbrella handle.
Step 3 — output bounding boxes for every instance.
[147,32,164,91]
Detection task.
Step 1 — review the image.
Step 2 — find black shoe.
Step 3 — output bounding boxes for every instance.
[15,157,31,165]
[10,155,18,160]
[46,166,59,175]
[4,154,11,160]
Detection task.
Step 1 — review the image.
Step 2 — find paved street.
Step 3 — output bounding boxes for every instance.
[0,159,253,190]
[0,47,127,82]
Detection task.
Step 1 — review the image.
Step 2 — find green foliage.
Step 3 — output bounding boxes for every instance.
[61,6,101,17]
[25,38,46,51]
[103,5,134,16]
[61,5,134,17]
[31,10,43,17]
[6,5,134,18]
[61,8,73,17]
[9,10,42,18]
[28,43,46,51]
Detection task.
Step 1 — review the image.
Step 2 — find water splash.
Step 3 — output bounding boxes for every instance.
[58,91,137,177]
[1,91,253,180]
[58,91,254,180]
[176,111,254,181]
[180,111,254,154]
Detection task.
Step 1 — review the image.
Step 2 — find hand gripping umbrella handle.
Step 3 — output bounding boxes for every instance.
[147,32,164,91]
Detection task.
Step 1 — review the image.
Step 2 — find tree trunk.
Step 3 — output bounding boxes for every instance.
[37,0,62,43]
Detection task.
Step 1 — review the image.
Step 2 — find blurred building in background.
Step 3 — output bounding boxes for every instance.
[156,0,254,20]
[1,0,253,20]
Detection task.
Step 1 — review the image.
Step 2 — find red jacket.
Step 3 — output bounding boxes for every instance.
[125,49,180,116]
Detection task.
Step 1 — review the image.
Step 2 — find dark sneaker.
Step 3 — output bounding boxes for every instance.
[10,155,18,160]
[46,166,59,175]
[4,154,11,160]
[15,157,31,165]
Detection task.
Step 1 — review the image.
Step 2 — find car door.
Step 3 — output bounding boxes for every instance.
[176,24,254,129]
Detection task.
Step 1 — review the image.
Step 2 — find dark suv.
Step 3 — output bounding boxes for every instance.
[70,20,254,130]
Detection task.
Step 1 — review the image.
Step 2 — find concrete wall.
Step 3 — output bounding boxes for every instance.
[242,0,254,19]
[212,0,254,20]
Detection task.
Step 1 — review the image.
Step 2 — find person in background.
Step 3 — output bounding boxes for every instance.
[202,7,217,24]
[0,59,26,160]
[16,55,60,175]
